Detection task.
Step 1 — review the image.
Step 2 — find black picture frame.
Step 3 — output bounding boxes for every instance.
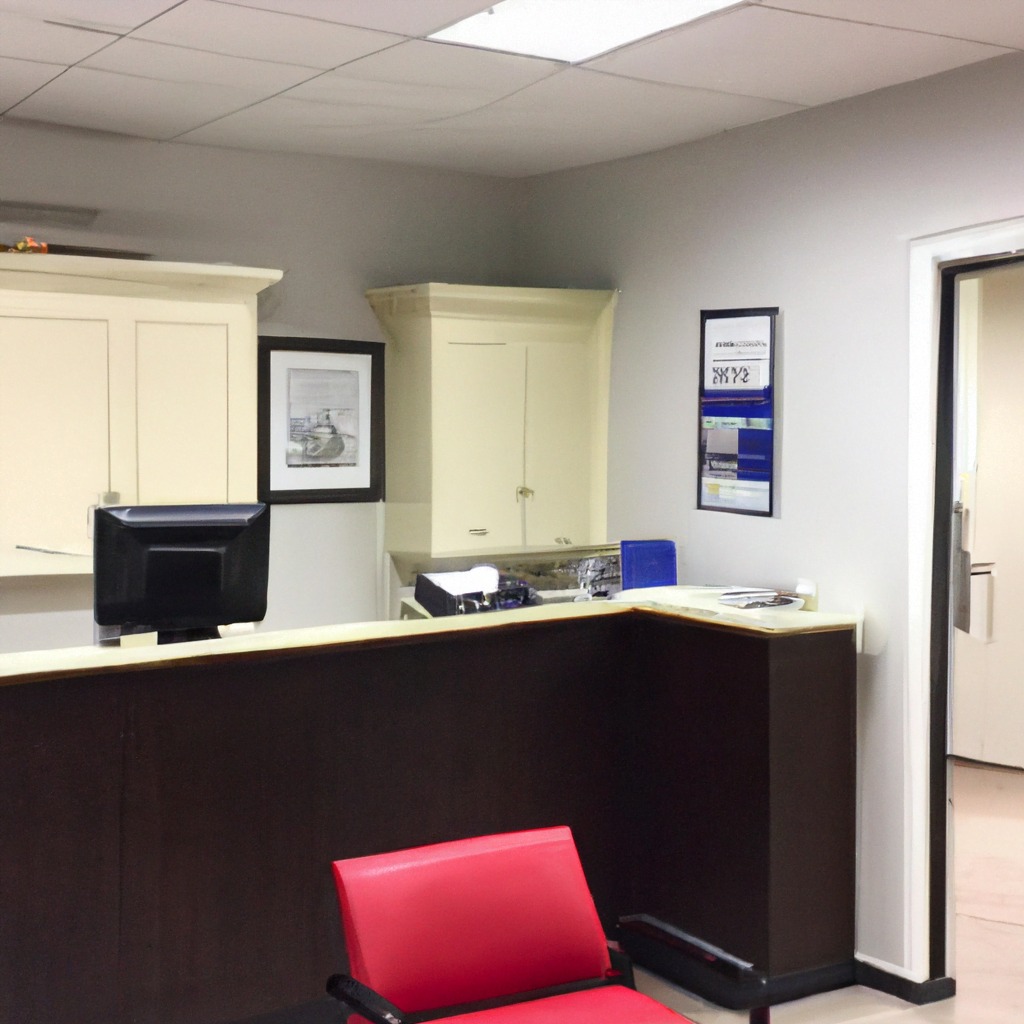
[697,307,778,517]
[258,336,384,503]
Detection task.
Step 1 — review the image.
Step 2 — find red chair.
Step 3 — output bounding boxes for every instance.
[328,827,693,1024]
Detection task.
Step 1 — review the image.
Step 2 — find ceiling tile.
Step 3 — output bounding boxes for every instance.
[0,56,66,112]
[7,66,268,139]
[178,94,451,150]
[0,1,180,33]
[282,40,560,112]
[214,0,494,37]
[82,37,318,91]
[133,0,403,69]
[293,68,803,177]
[333,39,560,91]
[0,10,118,63]
[589,5,1012,107]
[281,77,498,121]
[761,0,1024,50]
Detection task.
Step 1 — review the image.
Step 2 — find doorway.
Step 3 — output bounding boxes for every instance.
[930,250,1024,997]
[950,261,1024,770]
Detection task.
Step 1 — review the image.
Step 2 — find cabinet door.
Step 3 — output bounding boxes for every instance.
[0,317,109,560]
[431,342,526,553]
[524,342,590,547]
[135,322,228,504]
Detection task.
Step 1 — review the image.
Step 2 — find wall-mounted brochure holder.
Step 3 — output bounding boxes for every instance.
[698,307,778,516]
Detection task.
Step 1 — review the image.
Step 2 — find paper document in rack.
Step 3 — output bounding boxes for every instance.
[699,310,776,516]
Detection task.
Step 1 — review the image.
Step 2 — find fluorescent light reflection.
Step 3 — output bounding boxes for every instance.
[430,0,748,64]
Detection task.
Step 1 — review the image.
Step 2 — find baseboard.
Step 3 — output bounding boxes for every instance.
[854,960,956,1005]
[619,917,957,1010]
[618,919,856,1010]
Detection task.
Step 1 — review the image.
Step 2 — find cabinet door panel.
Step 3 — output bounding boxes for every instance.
[432,343,525,553]
[0,316,109,558]
[524,342,590,547]
[136,322,228,505]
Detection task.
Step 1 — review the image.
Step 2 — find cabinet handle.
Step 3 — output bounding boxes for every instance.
[516,486,534,501]
[469,528,489,536]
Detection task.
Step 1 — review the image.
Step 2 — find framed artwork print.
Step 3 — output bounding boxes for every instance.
[258,336,384,503]
[697,307,778,516]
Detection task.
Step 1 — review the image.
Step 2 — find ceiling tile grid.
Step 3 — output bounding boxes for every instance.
[276,41,561,115]
[182,65,803,177]
[0,0,1022,176]
[0,1,181,34]
[212,0,495,37]
[82,37,320,92]
[0,56,67,112]
[177,94,436,152]
[761,0,1024,50]
[131,0,405,69]
[9,65,280,140]
[0,10,118,64]
[587,5,1014,107]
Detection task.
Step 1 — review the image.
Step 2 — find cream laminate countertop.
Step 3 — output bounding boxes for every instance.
[0,586,859,688]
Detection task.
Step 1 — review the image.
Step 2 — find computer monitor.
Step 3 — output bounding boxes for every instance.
[94,503,270,644]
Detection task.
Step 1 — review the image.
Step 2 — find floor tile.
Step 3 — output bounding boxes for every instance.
[768,985,909,1024]
[954,762,1024,928]
[636,970,911,1024]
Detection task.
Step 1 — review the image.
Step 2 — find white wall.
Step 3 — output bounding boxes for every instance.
[511,51,1024,976]
[0,118,516,652]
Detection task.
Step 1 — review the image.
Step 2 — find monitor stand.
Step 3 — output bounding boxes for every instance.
[157,627,220,644]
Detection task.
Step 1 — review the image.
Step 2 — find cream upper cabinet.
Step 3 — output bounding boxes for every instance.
[0,316,110,569]
[431,340,526,553]
[0,254,281,576]
[367,283,616,556]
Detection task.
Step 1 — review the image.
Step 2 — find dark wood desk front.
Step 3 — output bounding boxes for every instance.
[0,607,855,1024]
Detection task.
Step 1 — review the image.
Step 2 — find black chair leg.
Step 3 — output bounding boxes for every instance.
[749,1008,770,1024]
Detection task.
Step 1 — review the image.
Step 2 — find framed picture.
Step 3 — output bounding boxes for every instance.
[697,307,778,516]
[258,337,384,503]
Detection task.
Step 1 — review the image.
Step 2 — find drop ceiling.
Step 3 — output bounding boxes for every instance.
[0,0,1021,177]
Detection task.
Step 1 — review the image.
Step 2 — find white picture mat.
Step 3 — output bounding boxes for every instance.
[700,477,770,513]
[704,315,771,391]
[269,349,372,492]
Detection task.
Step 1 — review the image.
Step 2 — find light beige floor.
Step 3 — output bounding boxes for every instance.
[637,761,1024,1023]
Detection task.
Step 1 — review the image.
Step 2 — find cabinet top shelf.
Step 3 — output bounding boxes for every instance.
[366,282,617,323]
[0,253,282,299]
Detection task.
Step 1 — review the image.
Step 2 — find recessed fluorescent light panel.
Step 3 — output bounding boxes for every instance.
[430,0,747,63]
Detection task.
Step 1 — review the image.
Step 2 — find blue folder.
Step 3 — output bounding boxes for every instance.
[620,540,677,591]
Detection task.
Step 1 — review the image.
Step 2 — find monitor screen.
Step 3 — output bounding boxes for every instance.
[94,503,270,642]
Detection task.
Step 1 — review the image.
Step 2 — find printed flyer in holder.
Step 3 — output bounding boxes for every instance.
[698,307,778,516]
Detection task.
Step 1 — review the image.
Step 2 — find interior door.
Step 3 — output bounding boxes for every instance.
[0,316,109,564]
[952,265,1024,768]
[523,340,590,547]
[431,341,526,553]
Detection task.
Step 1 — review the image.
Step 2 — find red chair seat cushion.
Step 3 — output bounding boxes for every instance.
[431,985,691,1023]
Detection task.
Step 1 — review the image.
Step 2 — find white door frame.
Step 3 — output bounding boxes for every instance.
[906,215,1024,981]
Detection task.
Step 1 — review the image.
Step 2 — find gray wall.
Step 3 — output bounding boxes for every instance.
[510,50,1024,974]
[0,118,517,652]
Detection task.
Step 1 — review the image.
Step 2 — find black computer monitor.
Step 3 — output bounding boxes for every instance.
[94,503,270,644]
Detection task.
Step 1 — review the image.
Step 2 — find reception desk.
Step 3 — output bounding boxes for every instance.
[0,594,857,1024]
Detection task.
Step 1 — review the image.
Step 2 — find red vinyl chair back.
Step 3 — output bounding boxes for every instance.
[332,827,612,1014]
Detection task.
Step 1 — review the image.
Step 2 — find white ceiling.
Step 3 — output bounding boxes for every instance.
[0,0,1021,177]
